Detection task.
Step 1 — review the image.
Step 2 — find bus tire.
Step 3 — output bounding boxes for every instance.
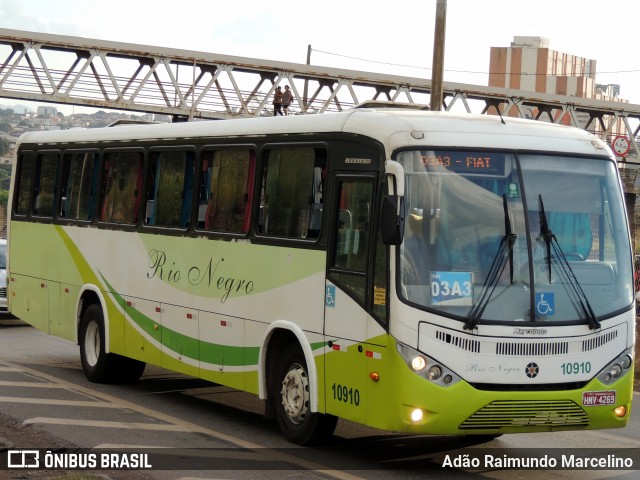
[275,343,337,445]
[79,303,145,383]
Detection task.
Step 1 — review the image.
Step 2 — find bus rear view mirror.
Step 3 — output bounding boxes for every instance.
[381,195,405,245]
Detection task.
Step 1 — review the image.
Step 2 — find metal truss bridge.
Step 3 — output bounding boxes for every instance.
[2,28,640,184]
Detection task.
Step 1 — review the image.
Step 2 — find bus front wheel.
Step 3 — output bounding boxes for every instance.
[275,343,337,445]
[79,303,145,383]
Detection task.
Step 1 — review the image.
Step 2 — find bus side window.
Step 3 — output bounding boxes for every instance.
[13,152,35,216]
[32,152,59,218]
[60,152,99,221]
[258,147,325,239]
[198,148,254,234]
[99,151,143,224]
[144,149,194,228]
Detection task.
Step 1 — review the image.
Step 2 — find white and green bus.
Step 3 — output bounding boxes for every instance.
[8,105,635,444]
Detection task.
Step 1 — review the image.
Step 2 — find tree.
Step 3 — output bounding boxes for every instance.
[0,138,9,157]
[0,121,11,132]
[0,165,10,191]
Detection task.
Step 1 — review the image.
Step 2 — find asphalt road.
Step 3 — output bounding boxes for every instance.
[0,317,639,480]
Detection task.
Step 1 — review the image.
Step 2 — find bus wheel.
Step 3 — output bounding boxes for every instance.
[79,303,145,383]
[275,343,337,445]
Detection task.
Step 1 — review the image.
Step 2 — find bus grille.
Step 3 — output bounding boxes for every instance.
[459,400,589,430]
[496,341,568,356]
[0,287,5,298]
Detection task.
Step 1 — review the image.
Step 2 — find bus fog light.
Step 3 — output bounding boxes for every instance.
[443,374,452,384]
[411,356,427,372]
[410,408,423,423]
[427,365,442,381]
[610,364,622,378]
[614,406,627,417]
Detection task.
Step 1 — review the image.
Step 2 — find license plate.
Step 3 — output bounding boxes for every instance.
[582,391,616,406]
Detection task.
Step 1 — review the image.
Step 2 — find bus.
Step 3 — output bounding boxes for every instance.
[7,105,635,445]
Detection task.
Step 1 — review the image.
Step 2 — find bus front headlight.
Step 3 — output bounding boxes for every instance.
[411,355,427,372]
[396,341,460,387]
[597,347,634,385]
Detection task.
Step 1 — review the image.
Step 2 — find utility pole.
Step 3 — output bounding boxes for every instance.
[430,0,447,111]
[303,44,311,112]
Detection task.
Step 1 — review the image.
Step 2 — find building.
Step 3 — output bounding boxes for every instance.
[488,36,625,134]
[37,106,58,116]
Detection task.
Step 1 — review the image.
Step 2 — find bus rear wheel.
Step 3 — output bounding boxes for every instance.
[275,343,337,445]
[79,303,145,383]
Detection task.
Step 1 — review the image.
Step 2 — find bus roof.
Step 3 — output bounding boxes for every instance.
[16,108,612,158]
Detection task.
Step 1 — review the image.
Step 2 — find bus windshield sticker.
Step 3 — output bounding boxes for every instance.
[373,286,386,305]
[535,292,554,316]
[430,271,473,306]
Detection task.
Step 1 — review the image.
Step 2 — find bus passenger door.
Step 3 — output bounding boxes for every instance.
[324,176,375,423]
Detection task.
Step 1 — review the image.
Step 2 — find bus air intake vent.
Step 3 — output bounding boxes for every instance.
[495,341,568,356]
[435,330,480,353]
[459,400,589,430]
[582,330,617,352]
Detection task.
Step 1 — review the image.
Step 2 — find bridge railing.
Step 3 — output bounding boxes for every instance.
[2,28,640,171]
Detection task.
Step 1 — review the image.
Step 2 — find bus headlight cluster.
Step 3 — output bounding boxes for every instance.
[597,348,633,385]
[396,341,460,387]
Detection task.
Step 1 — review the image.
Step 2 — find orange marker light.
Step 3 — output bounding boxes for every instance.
[369,372,380,382]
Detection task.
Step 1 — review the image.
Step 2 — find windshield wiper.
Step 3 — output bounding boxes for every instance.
[464,195,517,330]
[537,195,600,329]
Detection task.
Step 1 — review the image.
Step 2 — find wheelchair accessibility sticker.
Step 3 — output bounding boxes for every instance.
[326,285,336,308]
[535,292,554,316]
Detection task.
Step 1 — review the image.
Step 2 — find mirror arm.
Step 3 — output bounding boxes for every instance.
[385,160,405,197]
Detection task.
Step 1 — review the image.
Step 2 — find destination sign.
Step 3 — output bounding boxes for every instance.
[419,151,506,175]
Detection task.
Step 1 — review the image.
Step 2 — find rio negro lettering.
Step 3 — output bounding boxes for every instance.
[147,249,255,302]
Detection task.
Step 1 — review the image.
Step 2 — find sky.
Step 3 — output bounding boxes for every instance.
[1,0,640,114]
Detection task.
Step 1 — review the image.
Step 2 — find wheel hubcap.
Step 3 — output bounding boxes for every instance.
[281,363,310,424]
[84,321,100,367]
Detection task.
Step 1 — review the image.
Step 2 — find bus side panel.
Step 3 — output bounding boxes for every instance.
[9,222,65,334]
[200,310,248,392]
[59,283,80,342]
[9,274,49,333]
[123,296,163,367]
[47,280,62,338]
[161,303,199,377]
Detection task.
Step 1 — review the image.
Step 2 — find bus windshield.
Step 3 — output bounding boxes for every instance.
[396,150,633,325]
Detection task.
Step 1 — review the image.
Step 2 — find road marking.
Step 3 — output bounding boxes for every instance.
[0,396,111,407]
[24,417,192,431]
[2,360,365,480]
[0,380,62,388]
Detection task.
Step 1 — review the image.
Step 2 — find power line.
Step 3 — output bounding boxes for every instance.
[311,48,640,76]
